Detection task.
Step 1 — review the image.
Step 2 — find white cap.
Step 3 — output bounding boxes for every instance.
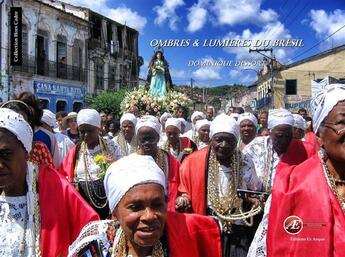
[191,111,206,123]
[120,113,137,127]
[159,112,172,124]
[77,109,101,128]
[311,84,345,133]
[165,117,182,132]
[195,119,211,132]
[0,108,33,152]
[238,112,258,127]
[210,113,239,140]
[136,115,161,136]
[104,153,166,211]
[268,109,294,130]
[293,114,307,130]
[41,109,56,128]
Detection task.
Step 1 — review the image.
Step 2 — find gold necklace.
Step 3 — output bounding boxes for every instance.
[81,137,109,209]
[262,139,274,192]
[321,155,345,213]
[207,149,262,232]
[112,231,164,257]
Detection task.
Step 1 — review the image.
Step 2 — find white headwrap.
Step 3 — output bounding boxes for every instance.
[292,114,307,130]
[238,112,258,127]
[77,109,101,128]
[177,118,187,126]
[268,109,294,129]
[41,109,56,128]
[104,153,166,211]
[159,112,172,124]
[229,113,240,121]
[136,115,161,136]
[0,108,33,152]
[120,113,137,127]
[311,84,345,133]
[210,113,240,140]
[165,117,182,132]
[191,111,206,123]
[195,119,211,132]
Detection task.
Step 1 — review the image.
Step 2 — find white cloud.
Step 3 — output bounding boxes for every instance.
[229,69,257,84]
[58,0,147,33]
[211,0,278,26]
[107,7,147,33]
[309,9,345,48]
[192,57,222,81]
[223,21,292,62]
[186,5,208,33]
[170,68,188,79]
[153,0,185,31]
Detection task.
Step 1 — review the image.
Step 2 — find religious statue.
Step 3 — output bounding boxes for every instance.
[146,49,173,97]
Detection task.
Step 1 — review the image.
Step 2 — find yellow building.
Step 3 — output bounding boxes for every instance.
[256,44,345,113]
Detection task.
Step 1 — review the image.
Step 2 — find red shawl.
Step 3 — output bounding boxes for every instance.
[39,165,99,257]
[59,147,180,212]
[178,147,209,215]
[166,211,222,257]
[267,154,345,257]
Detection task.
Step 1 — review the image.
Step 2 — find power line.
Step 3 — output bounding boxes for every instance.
[288,23,345,63]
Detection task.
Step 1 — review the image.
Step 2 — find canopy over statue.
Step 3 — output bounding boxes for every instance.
[146,48,173,97]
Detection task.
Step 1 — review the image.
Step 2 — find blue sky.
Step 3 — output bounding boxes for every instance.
[62,0,345,87]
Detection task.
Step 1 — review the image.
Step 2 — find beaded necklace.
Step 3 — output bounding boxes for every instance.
[117,132,136,156]
[207,149,262,233]
[262,139,274,192]
[81,136,110,209]
[320,155,345,213]
[18,163,41,257]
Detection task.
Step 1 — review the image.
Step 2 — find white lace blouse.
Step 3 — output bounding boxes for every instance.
[0,195,30,257]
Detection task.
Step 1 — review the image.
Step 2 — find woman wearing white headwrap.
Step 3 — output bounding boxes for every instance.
[183,111,206,142]
[177,113,262,257]
[68,154,222,257]
[238,112,258,151]
[248,84,345,257]
[0,108,99,257]
[113,113,137,157]
[243,108,315,193]
[60,109,122,219]
[161,118,197,162]
[292,113,307,140]
[135,115,180,212]
[194,119,211,149]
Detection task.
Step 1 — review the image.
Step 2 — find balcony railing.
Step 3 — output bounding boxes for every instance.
[256,96,271,108]
[12,54,86,82]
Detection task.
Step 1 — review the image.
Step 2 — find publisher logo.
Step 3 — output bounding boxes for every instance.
[284,216,303,235]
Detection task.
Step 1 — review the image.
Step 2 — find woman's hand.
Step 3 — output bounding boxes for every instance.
[175,194,191,212]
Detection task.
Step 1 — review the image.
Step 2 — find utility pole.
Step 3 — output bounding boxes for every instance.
[249,48,275,109]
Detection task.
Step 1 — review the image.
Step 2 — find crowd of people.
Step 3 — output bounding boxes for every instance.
[1,85,345,257]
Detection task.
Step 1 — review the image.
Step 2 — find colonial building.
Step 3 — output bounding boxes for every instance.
[44,0,141,94]
[1,0,141,112]
[1,0,88,112]
[256,44,345,113]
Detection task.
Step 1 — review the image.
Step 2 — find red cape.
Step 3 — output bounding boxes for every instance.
[304,131,319,152]
[267,154,345,257]
[166,211,222,257]
[178,147,209,215]
[60,147,180,212]
[39,165,99,257]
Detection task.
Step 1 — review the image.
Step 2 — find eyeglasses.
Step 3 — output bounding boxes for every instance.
[323,121,345,135]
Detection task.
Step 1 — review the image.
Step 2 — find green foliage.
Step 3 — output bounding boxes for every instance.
[86,88,129,115]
